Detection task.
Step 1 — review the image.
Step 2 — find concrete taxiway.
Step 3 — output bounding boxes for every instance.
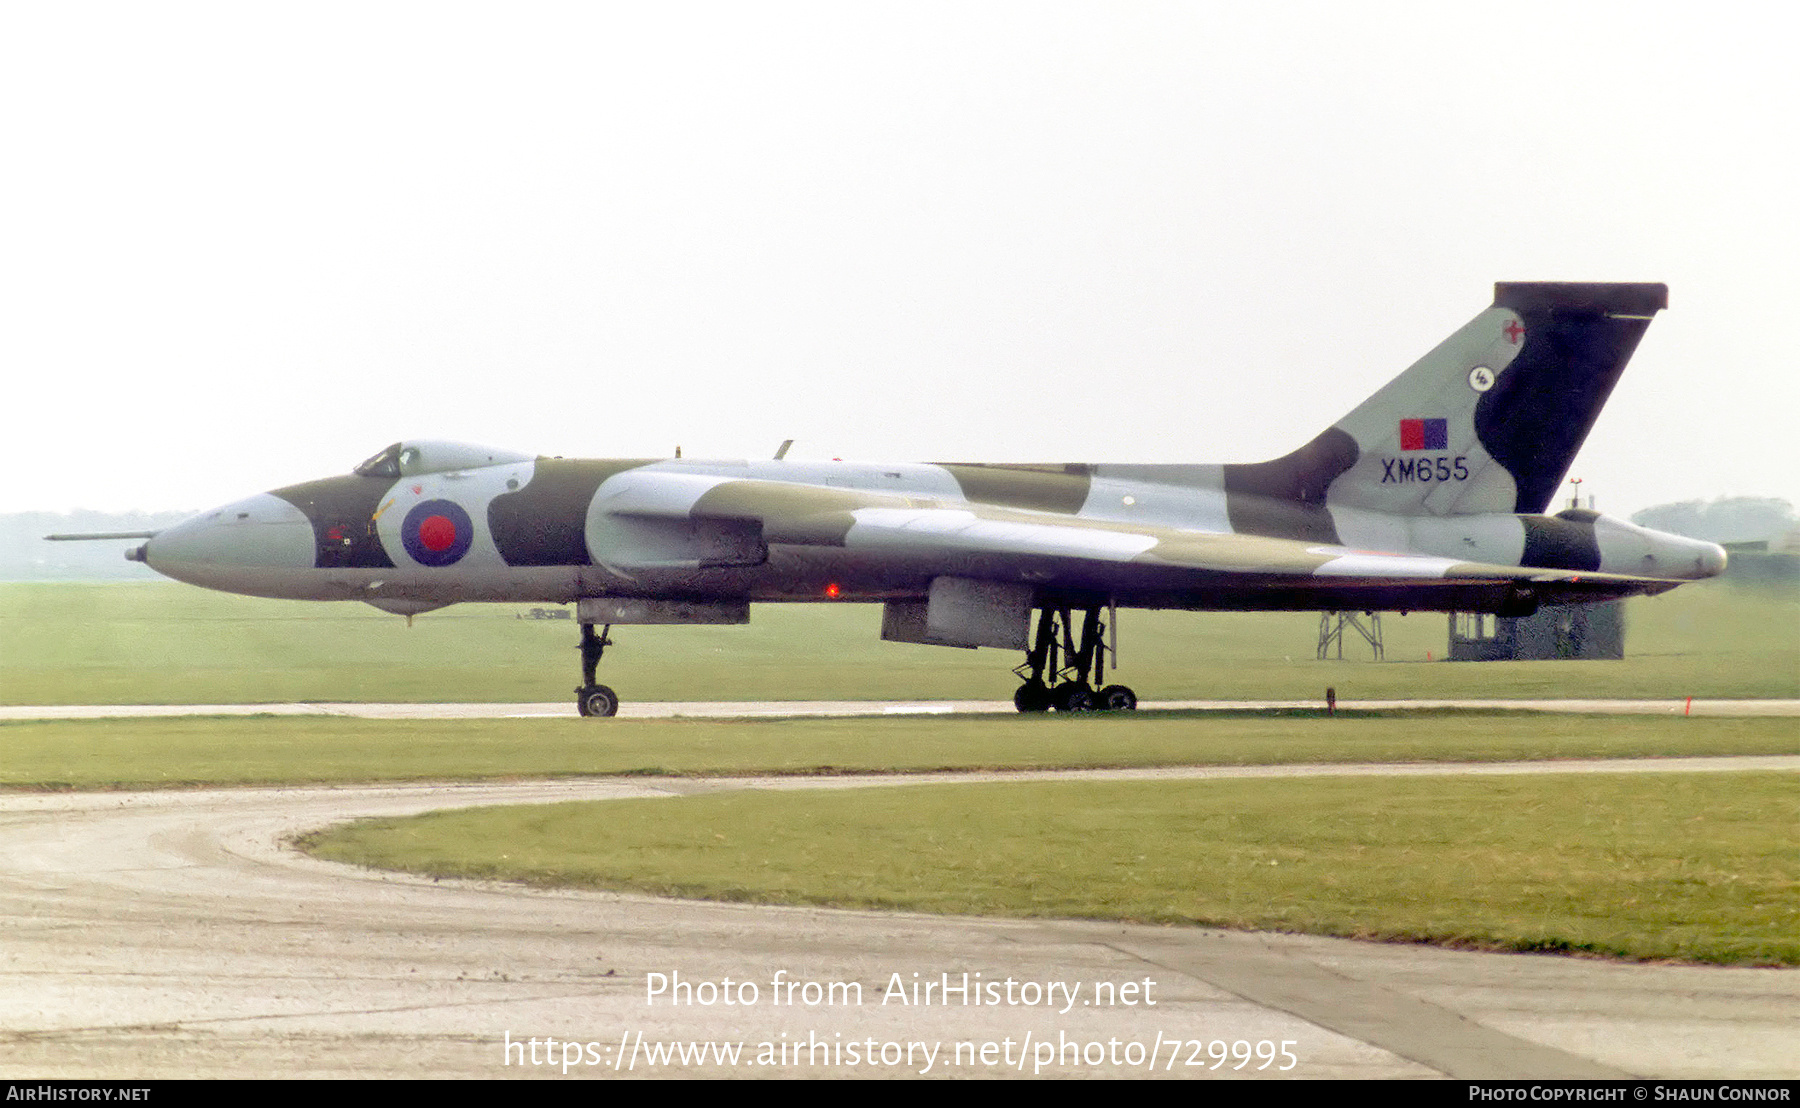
[2,759,1796,1079]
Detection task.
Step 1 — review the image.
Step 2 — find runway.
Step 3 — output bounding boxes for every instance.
[3,759,1796,1079]
[5,697,1798,720]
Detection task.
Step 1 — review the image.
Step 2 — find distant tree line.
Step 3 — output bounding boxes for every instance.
[1629,497,1798,545]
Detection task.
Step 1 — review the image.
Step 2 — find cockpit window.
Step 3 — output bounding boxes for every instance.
[353,443,403,478]
[353,440,533,479]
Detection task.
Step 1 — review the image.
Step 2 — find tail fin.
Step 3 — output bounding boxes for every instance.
[1227,282,1666,530]
[1473,282,1666,512]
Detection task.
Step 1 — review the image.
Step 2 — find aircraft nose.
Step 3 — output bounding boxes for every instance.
[144,494,316,594]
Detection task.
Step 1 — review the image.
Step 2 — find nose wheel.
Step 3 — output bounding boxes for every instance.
[578,683,619,718]
[575,622,620,717]
[1013,603,1136,713]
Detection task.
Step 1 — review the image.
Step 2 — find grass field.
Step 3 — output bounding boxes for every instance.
[3,711,1795,789]
[5,579,1794,967]
[2,578,1795,705]
[304,770,1800,966]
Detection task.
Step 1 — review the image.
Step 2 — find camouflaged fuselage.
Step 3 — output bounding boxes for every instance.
[140,283,1727,621]
[145,451,1723,619]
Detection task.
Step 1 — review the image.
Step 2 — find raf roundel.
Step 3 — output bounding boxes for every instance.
[401,500,474,567]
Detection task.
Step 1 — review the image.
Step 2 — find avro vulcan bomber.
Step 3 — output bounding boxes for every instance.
[55,283,1725,716]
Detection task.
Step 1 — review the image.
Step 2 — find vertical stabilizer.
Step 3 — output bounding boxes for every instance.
[1475,282,1666,513]
[1240,282,1667,523]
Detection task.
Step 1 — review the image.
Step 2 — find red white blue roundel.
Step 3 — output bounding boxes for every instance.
[402,500,473,567]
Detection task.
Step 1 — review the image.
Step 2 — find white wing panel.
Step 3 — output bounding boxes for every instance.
[845,509,1157,561]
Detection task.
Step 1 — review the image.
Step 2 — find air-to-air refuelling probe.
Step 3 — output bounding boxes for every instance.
[54,283,1726,716]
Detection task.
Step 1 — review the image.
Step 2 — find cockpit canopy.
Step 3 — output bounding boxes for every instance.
[353,441,534,479]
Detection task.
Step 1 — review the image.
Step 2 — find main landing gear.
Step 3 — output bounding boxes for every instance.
[576,622,620,717]
[1012,603,1136,714]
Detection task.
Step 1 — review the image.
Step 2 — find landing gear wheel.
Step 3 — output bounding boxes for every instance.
[1051,682,1094,713]
[1014,604,1131,716]
[1013,681,1053,713]
[577,684,619,718]
[1096,684,1138,712]
[573,622,620,718]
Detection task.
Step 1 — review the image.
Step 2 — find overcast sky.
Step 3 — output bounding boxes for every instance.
[5,1,1794,517]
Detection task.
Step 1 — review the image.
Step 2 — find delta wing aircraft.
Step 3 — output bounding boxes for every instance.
[53,282,1725,716]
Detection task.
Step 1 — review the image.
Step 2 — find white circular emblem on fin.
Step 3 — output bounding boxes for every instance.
[1468,366,1495,392]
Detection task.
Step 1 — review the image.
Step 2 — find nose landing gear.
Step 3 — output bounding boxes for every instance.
[576,622,619,717]
[1012,603,1136,713]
